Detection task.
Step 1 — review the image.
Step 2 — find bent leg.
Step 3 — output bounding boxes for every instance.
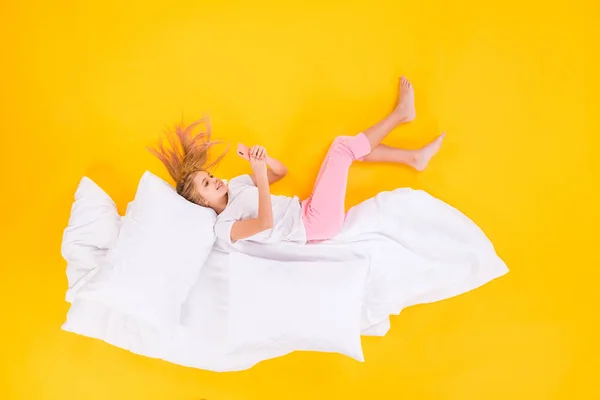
[361,133,446,171]
[302,134,371,241]
[301,77,420,241]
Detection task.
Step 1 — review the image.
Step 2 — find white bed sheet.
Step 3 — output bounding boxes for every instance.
[63,188,508,371]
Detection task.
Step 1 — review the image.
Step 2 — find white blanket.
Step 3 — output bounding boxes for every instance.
[63,188,508,371]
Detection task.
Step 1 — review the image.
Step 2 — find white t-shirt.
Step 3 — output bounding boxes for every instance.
[214,175,307,245]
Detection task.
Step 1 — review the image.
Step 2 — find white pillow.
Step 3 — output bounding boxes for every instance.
[62,177,121,302]
[77,171,216,328]
[227,252,368,361]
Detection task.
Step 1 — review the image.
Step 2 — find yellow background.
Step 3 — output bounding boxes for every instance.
[1,0,599,399]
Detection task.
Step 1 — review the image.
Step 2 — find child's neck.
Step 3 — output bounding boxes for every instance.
[211,193,228,215]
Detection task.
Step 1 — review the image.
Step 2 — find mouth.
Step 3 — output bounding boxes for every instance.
[217,181,222,190]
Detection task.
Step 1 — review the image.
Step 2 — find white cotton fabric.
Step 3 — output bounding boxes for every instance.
[227,253,368,361]
[214,174,306,245]
[62,175,509,372]
[61,177,121,303]
[75,172,216,328]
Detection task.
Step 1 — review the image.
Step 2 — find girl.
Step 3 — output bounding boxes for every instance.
[150,77,445,244]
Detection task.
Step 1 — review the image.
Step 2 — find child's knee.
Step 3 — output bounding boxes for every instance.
[329,136,354,157]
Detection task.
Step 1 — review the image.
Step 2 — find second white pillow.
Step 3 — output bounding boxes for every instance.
[61,177,121,303]
[77,171,217,328]
[227,252,368,361]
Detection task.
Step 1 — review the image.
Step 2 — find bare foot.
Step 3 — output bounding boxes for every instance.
[411,132,445,171]
[394,76,416,123]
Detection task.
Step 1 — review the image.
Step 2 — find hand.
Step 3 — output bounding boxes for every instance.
[250,145,267,160]
[250,155,268,180]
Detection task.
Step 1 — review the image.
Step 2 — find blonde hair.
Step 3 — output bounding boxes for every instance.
[148,117,227,205]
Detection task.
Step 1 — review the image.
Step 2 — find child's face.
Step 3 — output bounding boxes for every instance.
[193,171,228,206]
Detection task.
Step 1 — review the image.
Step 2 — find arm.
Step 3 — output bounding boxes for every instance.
[263,155,288,185]
[230,157,273,242]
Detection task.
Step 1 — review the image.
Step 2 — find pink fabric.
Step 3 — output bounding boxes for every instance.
[301,133,372,242]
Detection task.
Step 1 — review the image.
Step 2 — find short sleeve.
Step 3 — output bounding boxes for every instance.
[228,174,254,193]
[214,219,236,244]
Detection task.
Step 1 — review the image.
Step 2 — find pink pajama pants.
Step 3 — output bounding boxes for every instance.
[301,133,372,242]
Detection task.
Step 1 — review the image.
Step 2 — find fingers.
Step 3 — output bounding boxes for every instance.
[249,154,265,165]
[250,145,267,160]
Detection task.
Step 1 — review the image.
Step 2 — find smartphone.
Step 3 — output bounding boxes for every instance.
[236,143,250,161]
